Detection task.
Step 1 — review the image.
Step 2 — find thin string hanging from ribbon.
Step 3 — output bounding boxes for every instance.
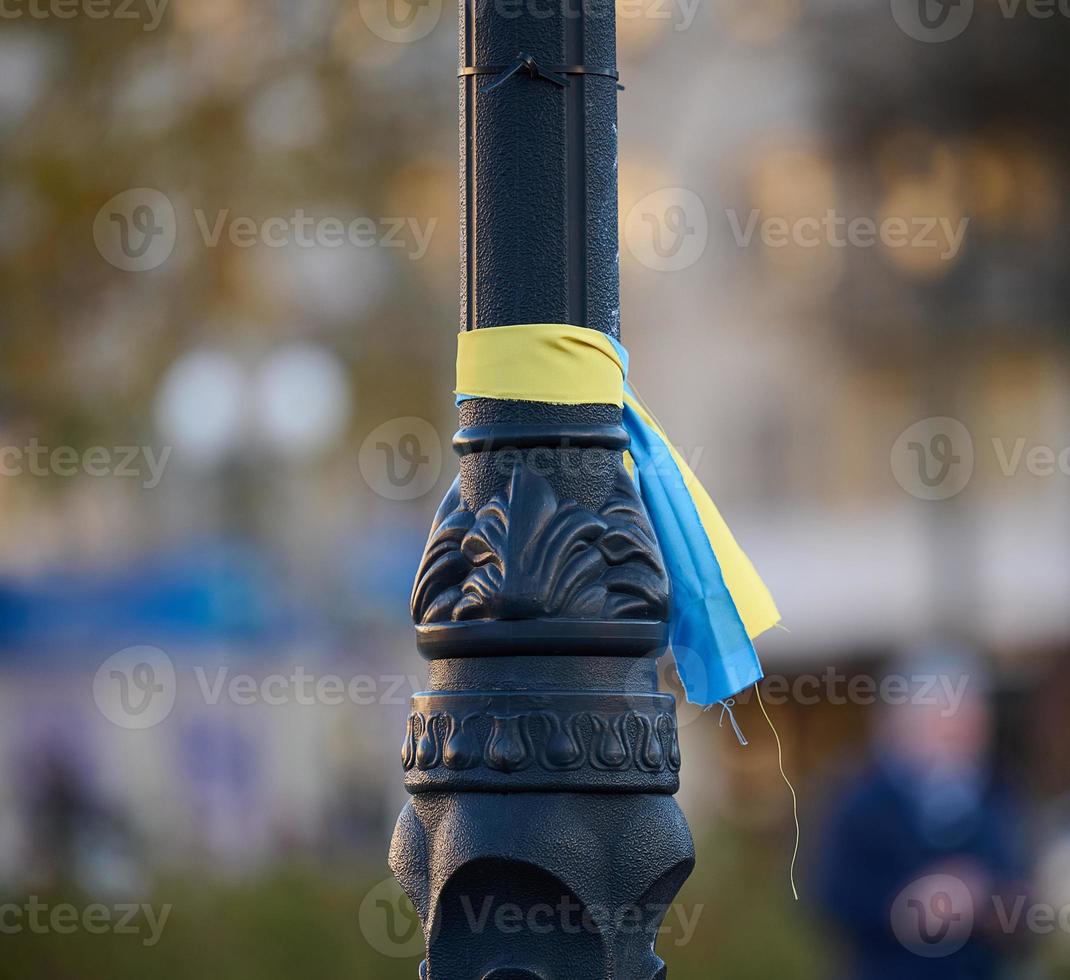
[455,323,780,706]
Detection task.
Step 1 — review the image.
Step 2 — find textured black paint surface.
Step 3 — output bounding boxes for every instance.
[390,2,695,975]
[411,462,669,629]
[461,0,620,336]
[391,790,694,980]
[390,655,692,978]
[458,0,622,514]
[458,401,622,511]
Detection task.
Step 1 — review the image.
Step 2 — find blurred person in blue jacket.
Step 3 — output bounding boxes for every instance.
[816,653,1030,979]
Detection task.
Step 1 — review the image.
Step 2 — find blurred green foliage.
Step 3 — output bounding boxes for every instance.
[0,834,829,980]
[5,830,1069,979]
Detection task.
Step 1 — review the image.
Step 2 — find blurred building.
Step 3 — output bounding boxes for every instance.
[0,0,1069,974]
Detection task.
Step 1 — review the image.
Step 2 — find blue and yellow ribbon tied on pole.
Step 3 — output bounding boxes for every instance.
[455,323,780,706]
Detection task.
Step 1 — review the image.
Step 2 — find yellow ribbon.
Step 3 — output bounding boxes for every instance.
[455,323,779,641]
[457,323,625,407]
[622,391,779,640]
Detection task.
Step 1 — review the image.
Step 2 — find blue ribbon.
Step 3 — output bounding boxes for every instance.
[619,394,763,704]
[457,336,765,705]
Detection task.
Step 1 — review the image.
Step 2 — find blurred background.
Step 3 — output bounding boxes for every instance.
[1,0,1069,976]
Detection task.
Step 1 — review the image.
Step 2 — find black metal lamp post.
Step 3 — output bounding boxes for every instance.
[390,1,695,976]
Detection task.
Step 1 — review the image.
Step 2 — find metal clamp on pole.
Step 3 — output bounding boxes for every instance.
[460,53,624,93]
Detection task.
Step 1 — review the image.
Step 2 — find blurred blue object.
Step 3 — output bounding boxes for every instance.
[0,539,302,657]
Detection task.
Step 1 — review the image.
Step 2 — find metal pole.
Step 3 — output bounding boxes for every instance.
[390,1,695,976]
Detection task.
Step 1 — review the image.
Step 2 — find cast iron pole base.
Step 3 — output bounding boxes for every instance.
[390,653,695,980]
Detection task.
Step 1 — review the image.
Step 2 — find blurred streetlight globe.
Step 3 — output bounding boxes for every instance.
[253,343,352,457]
[154,348,246,466]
